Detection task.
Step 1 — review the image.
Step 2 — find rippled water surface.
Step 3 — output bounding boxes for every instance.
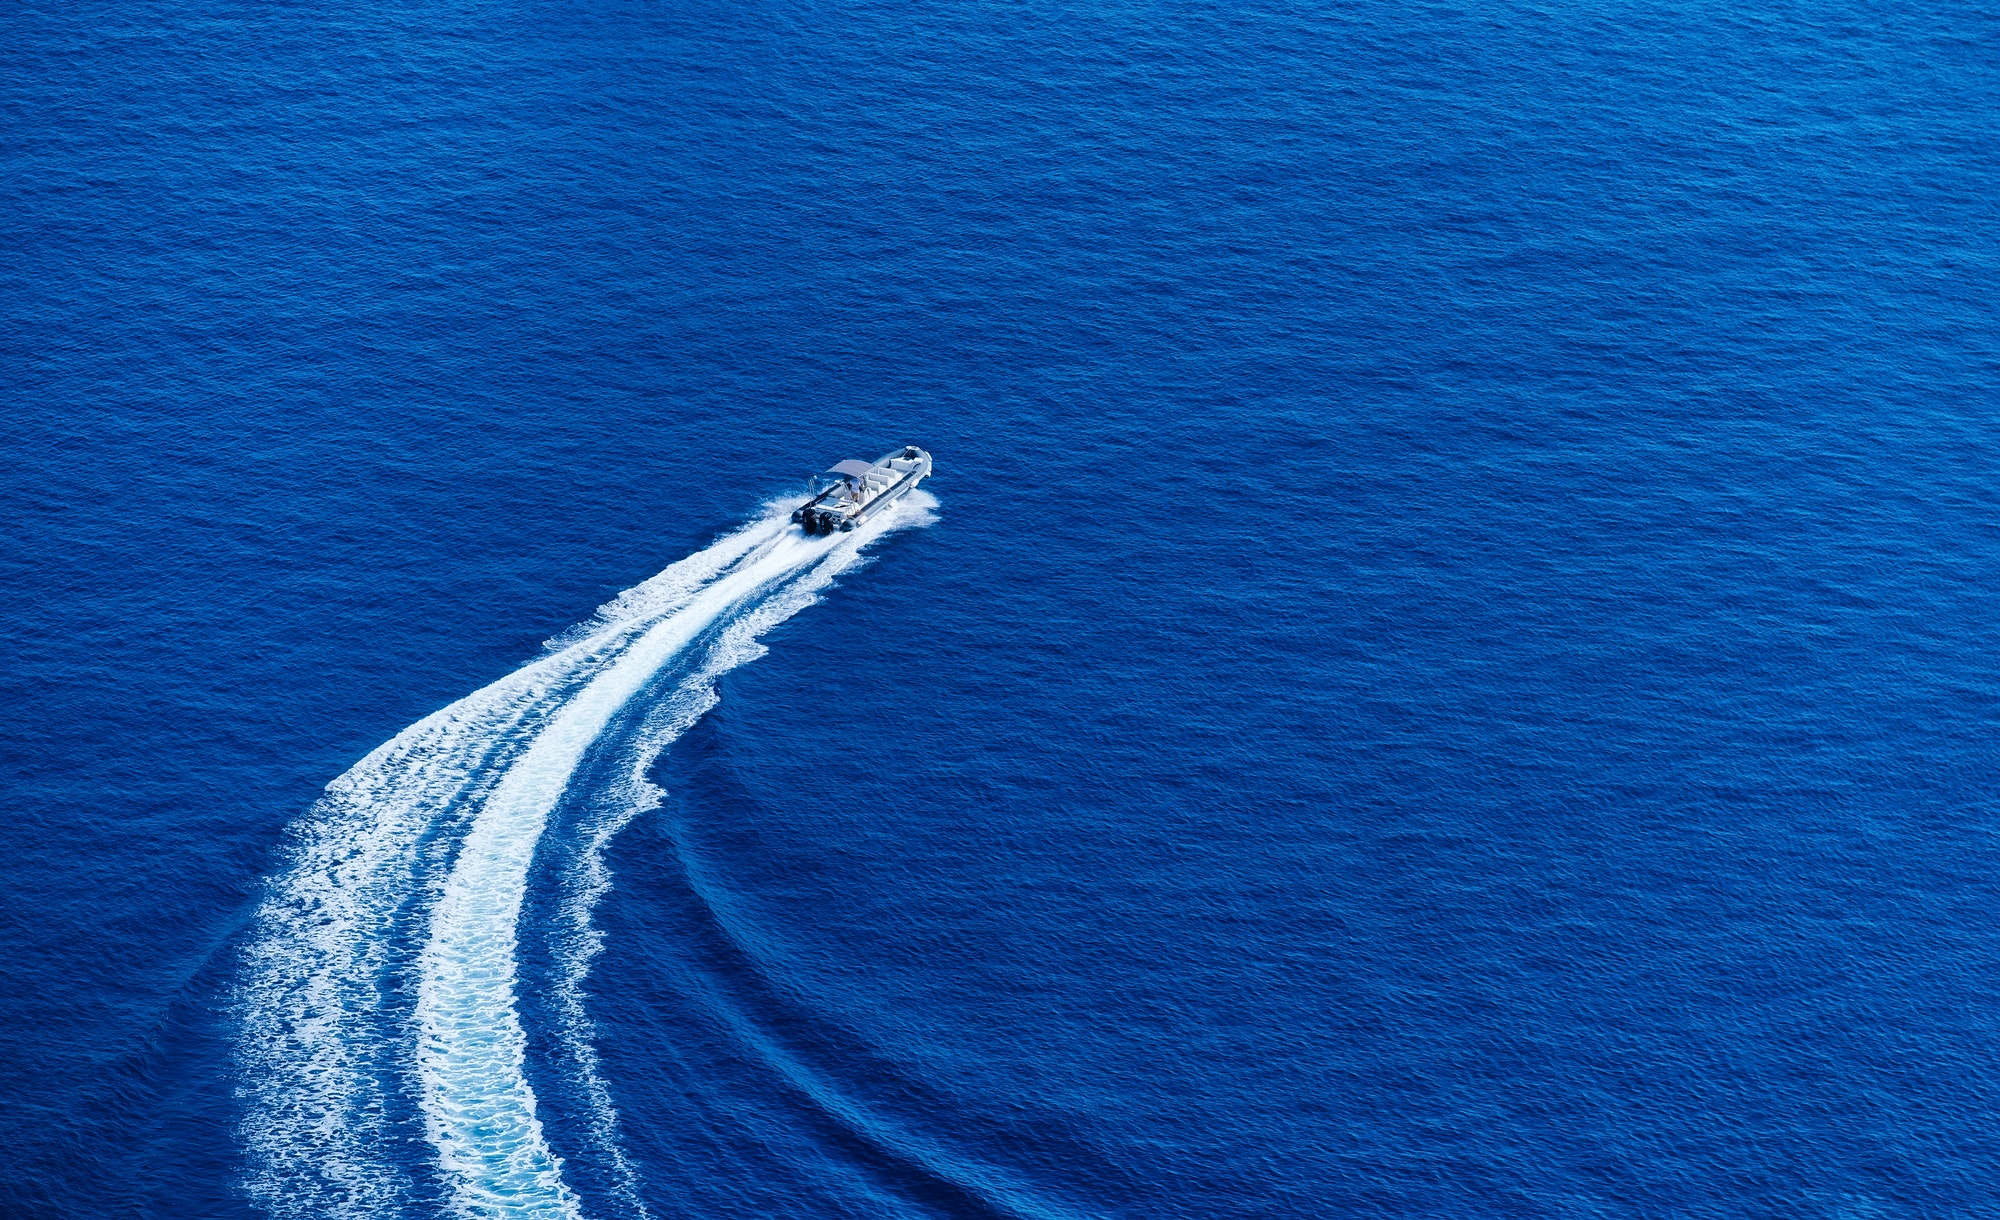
[6,0,2000,1216]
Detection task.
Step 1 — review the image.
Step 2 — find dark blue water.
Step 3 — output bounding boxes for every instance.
[7,0,2000,1215]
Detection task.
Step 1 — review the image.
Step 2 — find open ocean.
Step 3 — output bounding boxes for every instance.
[6,0,2000,1216]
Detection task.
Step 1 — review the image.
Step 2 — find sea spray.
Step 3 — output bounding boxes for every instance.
[414,529,831,1217]
[236,630,638,1220]
[236,496,932,1219]
[545,494,935,1218]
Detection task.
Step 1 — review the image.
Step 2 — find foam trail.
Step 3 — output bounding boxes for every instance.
[234,505,820,1219]
[540,511,791,653]
[547,491,936,1217]
[236,633,631,1219]
[415,498,930,1219]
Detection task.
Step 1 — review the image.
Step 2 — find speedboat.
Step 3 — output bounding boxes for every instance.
[792,446,932,534]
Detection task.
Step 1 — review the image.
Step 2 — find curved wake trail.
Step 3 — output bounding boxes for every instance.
[546,520,905,1218]
[415,530,832,1217]
[236,498,929,1220]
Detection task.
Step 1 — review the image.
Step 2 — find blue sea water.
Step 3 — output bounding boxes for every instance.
[6,0,2000,1215]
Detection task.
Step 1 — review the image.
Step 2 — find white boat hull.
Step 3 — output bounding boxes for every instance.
[793,446,932,535]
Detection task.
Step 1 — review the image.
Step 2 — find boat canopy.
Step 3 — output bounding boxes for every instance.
[794,445,930,535]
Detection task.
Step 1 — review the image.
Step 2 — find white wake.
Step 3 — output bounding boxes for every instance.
[236,495,932,1220]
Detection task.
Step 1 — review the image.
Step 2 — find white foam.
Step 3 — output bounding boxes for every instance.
[541,510,793,654]
[236,505,804,1217]
[236,630,633,1219]
[416,497,932,1218]
[544,492,935,1216]
[238,495,933,1219]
